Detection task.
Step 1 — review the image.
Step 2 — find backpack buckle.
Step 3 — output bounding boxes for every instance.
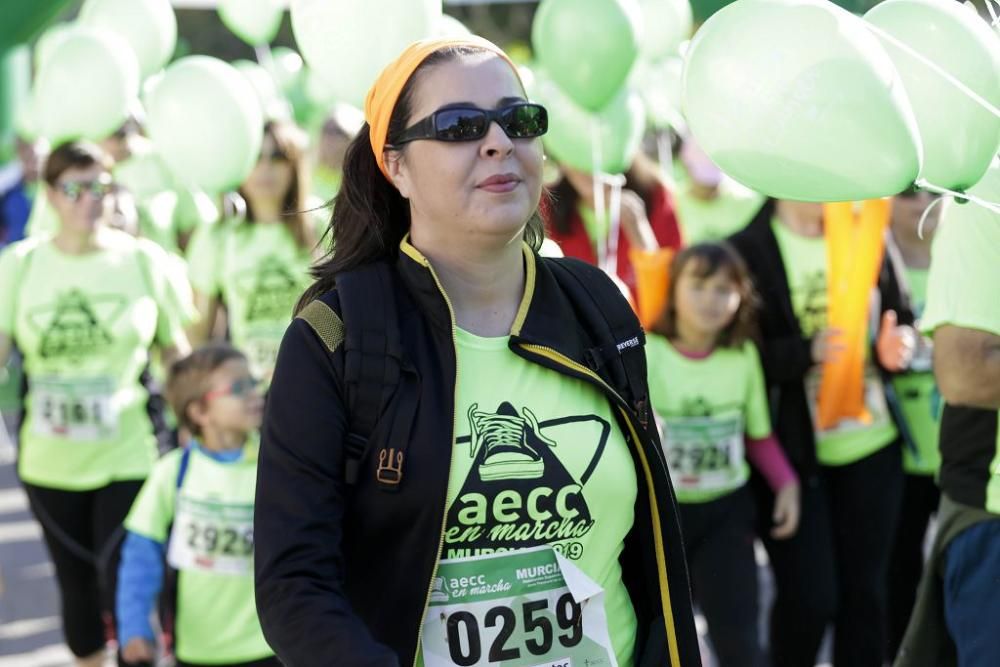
[376,448,404,491]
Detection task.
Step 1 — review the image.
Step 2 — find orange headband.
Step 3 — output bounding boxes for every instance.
[364,36,522,181]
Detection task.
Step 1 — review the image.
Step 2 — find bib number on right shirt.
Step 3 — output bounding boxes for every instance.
[421,546,618,667]
[661,415,744,493]
[31,376,119,441]
[167,495,254,576]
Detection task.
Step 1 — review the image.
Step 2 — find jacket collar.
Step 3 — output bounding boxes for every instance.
[394,236,590,362]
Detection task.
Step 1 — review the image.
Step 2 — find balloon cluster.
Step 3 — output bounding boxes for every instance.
[528,0,693,175]
[682,0,1000,201]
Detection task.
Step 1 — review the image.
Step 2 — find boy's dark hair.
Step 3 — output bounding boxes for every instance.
[650,241,759,348]
[166,343,247,437]
[43,141,113,186]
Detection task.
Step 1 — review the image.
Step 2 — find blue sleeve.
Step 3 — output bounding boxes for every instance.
[116,531,165,645]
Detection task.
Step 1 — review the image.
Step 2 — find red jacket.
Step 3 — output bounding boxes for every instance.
[544,182,683,297]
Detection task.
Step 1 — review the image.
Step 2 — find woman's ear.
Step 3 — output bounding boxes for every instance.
[385,150,411,199]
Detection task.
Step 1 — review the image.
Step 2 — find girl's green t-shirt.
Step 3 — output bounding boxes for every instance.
[0,230,187,489]
[186,220,314,382]
[646,336,773,503]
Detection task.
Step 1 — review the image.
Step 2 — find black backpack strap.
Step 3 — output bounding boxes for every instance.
[547,258,652,429]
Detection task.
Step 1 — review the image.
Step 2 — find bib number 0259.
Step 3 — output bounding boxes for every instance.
[445,593,582,666]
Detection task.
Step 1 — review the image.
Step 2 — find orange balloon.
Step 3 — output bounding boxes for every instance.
[817,199,891,430]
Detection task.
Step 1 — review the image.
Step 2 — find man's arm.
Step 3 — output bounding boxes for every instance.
[933,324,1000,410]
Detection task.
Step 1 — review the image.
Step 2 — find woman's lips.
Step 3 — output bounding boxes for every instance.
[477,173,521,193]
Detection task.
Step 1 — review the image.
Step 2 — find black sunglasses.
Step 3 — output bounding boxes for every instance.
[390,102,548,146]
[57,177,114,202]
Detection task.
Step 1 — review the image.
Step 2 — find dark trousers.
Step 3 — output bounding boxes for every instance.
[943,518,1000,666]
[23,479,144,659]
[177,657,281,667]
[759,442,904,667]
[679,484,763,667]
[887,473,939,660]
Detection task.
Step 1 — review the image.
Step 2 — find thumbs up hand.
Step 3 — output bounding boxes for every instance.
[876,310,917,372]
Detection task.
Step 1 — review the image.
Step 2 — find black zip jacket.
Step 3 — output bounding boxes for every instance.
[254,240,700,666]
[727,202,914,480]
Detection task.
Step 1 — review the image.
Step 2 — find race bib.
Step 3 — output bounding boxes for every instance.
[661,415,744,493]
[421,546,618,667]
[167,495,254,576]
[806,364,891,437]
[31,376,119,441]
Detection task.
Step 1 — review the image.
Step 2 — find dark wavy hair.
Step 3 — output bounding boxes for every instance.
[296,46,545,313]
[650,241,759,348]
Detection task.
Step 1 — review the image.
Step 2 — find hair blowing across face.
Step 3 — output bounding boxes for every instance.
[296,47,545,314]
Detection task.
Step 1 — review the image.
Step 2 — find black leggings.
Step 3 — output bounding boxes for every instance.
[886,472,939,661]
[23,479,144,659]
[678,484,762,667]
[759,442,904,667]
[177,658,281,667]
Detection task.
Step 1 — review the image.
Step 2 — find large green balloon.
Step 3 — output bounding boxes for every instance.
[35,27,140,144]
[291,0,440,109]
[218,0,285,47]
[533,72,646,174]
[865,0,1000,191]
[532,0,642,112]
[146,56,263,193]
[79,0,177,78]
[683,0,922,202]
[34,23,73,73]
[637,0,693,60]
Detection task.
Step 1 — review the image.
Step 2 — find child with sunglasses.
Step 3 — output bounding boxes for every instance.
[116,344,276,667]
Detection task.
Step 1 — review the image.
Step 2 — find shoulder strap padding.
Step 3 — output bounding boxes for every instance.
[297,299,346,353]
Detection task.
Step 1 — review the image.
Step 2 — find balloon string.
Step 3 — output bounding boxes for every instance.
[607,176,623,278]
[255,44,275,76]
[916,195,945,240]
[656,130,674,183]
[915,178,1000,216]
[591,117,608,273]
[987,0,1000,27]
[863,22,1000,119]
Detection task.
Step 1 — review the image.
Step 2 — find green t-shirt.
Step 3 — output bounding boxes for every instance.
[186,219,314,382]
[0,230,186,489]
[921,169,1000,513]
[125,443,272,664]
[771,218,898,466]
[892,267,941,476]
[420,327,638,666]
[673,179,764,244]
[646,337,772,503]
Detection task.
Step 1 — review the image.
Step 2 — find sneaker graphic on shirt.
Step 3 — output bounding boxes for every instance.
[430,576,449,603]
[468,402,557,482]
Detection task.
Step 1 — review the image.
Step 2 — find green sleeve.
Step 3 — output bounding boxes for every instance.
[185,222,223,297]
[125,451,181,542]
[743,342,773,439]
[0,244,20,336]
[922,174,1000,338]
[137,240,189,348]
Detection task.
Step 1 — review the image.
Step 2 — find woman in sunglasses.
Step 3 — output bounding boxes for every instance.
[0,140,191,667]
[186,119,319,386]
[255,37,699,667]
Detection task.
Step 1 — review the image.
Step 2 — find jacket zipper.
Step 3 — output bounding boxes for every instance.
[410,258,458,667]
[518,342,683,667]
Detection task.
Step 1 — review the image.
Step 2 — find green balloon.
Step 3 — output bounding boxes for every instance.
[637,0,693,60]
[233,59,292,120]
[683,0,922,202]
[114,149,176,200]
[34,23,73,73]
[865,0,1000,191]
[35,26,140,144]
[532,0,642,112]
[631,56,684,129]
[79,0,177,78]
[269,46,304,96]
[218,0,285,47]
[291,0,440,108]
[534,72,646,174]
[146,56,263,193]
